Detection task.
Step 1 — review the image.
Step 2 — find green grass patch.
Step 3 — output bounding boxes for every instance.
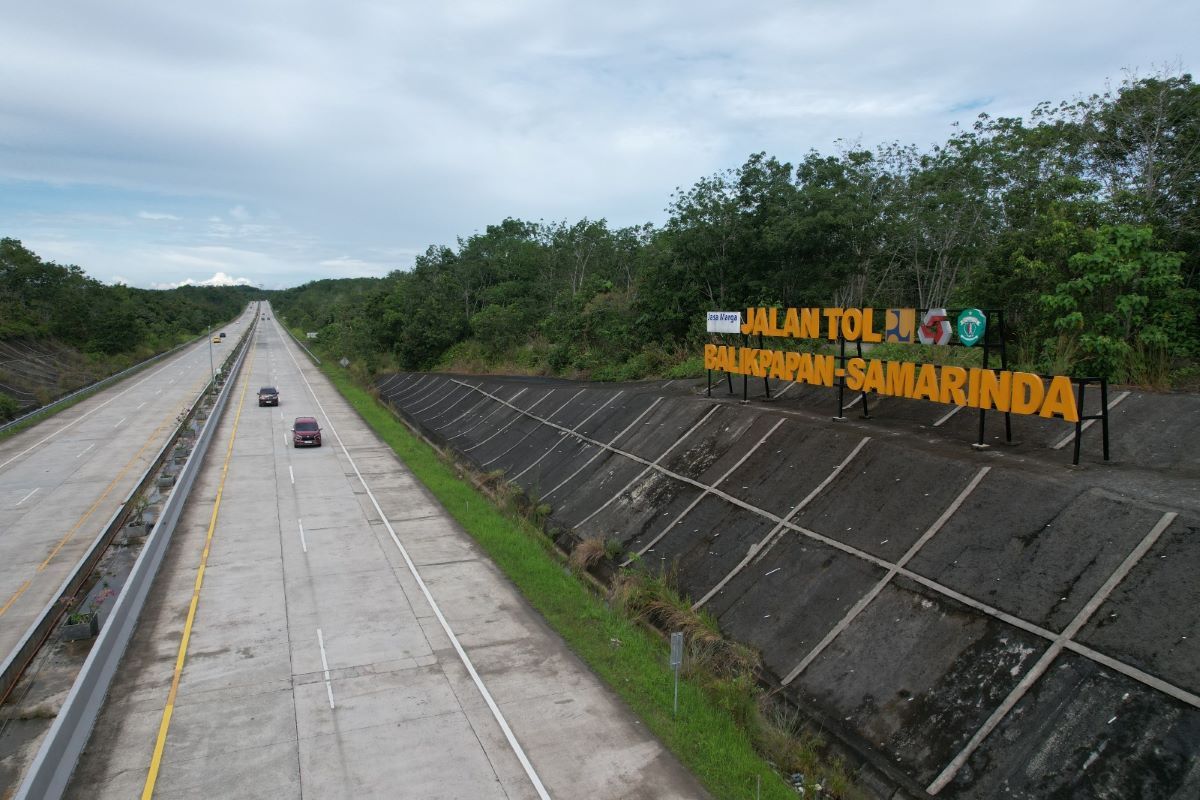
[316,362,814,799]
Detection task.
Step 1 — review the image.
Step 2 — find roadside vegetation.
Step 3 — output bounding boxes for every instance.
[0,238,255,420]
[273,70,1198,391]
[311,350,866,799]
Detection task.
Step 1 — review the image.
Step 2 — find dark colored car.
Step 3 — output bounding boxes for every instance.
[219,331,226,338]
[258,386,279,406]
[292,416,321,447]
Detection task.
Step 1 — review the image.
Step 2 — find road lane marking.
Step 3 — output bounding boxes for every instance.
[75,443,95,458]
[298,519,308,553]
[142,337,256,799]
[136,401,147,410]
[0,378,205,619]
[289,465,294,485]
[0,347,196,474]
[16,487,39,505]
[317,629,336,709]
[114,417,127,428]
[280,331,552,800]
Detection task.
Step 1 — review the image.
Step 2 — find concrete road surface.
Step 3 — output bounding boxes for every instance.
[67,308,708,799]
[0,307,255,669]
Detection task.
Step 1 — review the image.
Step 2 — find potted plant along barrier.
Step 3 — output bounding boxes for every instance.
[62,586,116,641]
[62,611,99,640]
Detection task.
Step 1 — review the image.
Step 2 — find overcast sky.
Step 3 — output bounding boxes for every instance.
[2,1,1196,289]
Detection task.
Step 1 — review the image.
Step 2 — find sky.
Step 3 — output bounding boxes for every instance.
[2,1,1197,290]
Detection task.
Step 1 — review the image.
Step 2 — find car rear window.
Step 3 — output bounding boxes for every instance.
[294,420,319,431]
[260,387,277,393]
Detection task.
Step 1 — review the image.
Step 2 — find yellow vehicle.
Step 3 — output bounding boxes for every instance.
[212,336,222,343]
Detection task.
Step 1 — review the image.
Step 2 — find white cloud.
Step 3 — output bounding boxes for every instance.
[0,0,1196,288]
[152,271,255,289]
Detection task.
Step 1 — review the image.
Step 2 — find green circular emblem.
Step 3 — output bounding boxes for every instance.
[957,308,987,347]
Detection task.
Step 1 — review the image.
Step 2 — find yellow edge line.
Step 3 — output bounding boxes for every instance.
[142,344,255,799]
[0,375,209,619]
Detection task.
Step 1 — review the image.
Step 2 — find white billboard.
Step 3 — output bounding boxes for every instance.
[706,311,742,334]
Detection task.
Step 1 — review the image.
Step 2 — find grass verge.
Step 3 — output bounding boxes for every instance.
[316,362,819,799]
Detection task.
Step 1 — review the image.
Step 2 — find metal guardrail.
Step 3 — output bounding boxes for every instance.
[278,319,321,365]
[13,312,258,800]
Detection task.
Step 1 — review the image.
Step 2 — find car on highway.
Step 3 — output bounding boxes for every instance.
[292,416,322,447]
[220,332,226,338]
[211,336,221,343]
[257,386,279,406]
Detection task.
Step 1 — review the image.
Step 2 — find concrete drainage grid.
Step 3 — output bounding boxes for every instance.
[381,372,1200,799]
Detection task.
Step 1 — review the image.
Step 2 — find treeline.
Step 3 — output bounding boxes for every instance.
[0,238,255,417]
[284,71,1197,387]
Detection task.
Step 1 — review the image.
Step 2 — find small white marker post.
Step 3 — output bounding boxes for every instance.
[669,631,683,718]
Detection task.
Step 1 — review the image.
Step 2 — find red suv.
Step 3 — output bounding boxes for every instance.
[292,417,322,447]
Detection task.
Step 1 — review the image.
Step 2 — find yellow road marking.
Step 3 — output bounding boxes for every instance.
[142,346,255,799]
[0,377,209,619]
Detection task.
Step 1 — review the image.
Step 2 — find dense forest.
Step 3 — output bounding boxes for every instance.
[0,238,255,418]
[274,71,1199,390]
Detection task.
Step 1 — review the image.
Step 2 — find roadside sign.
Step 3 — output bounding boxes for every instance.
[339,357,350,368]
[669,632,683,668]
[706,311,742,334]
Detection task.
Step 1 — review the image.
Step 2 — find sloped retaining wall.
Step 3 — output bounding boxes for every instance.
[379,372,1200,799]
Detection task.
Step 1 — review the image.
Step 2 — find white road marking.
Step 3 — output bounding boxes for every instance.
[781,467,990,684]
[298,519,308,553]
[933,404,965,427]
[281,336,551,800]
[289,465,294,485]
[16,487,39,505]
[316,629,336,710]
[927,510,1179,794]
[114,417,127,428]
[76,443,96,459]
[1052,391,1131,449]
[0,347,193,473]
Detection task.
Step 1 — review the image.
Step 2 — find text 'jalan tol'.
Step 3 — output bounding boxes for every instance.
[740,307,895,342]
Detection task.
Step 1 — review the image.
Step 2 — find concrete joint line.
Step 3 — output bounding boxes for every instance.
[926,510,1179,795]
[426,383,481,423]
[779,467,990,685]
[1052,390,1131,449]
[283,339,551,800]
[627,418,784,567]
[476,389,584,462]
[573,405,721,529]
[405,378,452,409]
[433,390,489,432]
[468,389,556,454]
[542,397,663,499]
[390,374,432,403]
[932,404,964,427]
[411,382,466,416]
[377,373,410,393]
[694,436,872,608]
[452,388,534,443]
[509,391,624,481]
[448,388,528,443]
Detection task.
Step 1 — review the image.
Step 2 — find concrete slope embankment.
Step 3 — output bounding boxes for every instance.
[379,372,1200,799]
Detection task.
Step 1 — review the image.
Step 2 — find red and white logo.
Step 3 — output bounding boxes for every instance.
[918,308,952,345]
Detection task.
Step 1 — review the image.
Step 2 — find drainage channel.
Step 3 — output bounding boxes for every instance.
[0,311,258,796]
